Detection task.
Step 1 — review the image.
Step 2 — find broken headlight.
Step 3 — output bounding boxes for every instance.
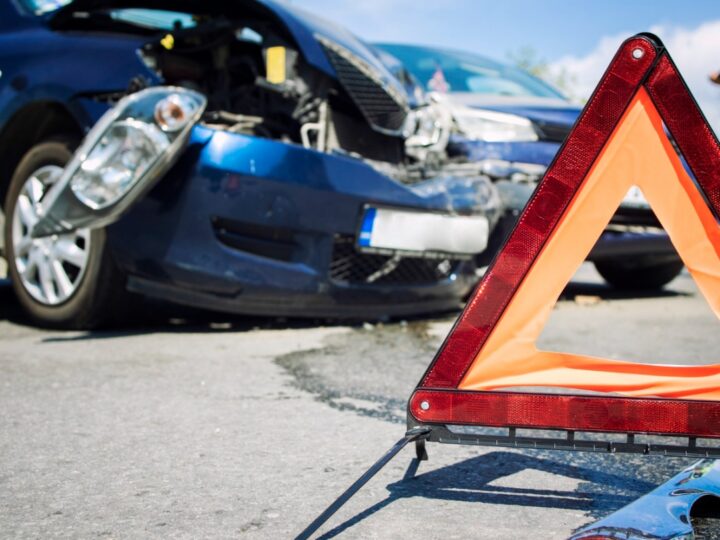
[70,89,205,210]
[71,119,169,209]
[32,87,206,237]
[404,100,453,161]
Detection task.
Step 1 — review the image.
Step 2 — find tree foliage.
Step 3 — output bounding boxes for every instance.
[507,46,576,98]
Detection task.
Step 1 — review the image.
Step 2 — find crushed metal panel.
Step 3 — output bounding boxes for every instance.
[571,460,720,539]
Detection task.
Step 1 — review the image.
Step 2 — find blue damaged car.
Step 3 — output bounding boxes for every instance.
[0,1,502,328]
[377,44,684,290]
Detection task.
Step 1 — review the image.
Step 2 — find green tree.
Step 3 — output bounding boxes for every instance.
[507,46,576,98]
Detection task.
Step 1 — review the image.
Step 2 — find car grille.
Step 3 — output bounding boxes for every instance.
[534,121,573,143]
[319,38,408,134]
[329,235,460,285]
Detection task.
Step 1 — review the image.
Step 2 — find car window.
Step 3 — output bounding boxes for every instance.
[109,9,197,30]
[19,0,72,15]
[377,43,565,99]
[107,10,263,44]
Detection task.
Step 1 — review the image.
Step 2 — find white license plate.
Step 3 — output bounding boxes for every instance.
[621,185,650,208]
[358,207,489,255]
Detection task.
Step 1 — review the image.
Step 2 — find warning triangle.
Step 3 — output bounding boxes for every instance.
[408,34,720,438]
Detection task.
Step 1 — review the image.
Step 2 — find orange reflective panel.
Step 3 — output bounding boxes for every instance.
[458,89,720,399]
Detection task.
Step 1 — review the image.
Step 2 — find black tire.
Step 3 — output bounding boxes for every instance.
[594,258,684,290]
[3,136,128,329]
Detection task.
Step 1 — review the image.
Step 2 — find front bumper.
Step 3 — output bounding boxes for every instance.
[105,126,490,318]
[126,272,472,319]
[588,230,677,261]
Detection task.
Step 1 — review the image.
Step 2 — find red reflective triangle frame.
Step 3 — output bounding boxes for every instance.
[409,34,720,438]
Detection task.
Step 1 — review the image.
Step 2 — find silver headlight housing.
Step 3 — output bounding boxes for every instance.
[71,118,171,209]
[32,86,206,236]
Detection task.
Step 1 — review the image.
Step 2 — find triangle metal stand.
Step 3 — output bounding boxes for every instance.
[295,427,431,540]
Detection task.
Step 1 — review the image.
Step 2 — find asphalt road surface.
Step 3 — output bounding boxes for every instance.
[2,263,720,539]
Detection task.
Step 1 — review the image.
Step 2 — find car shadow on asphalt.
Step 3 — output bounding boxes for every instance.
[0,277,690,342]
[34,305,454,342]
[0,278,459,341]
[0,279,31,324]
[0,279,325,339]
[314,450,661,539]
[37,313,337,342]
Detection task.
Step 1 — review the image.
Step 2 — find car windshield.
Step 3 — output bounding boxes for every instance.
[376,43,565,99]
[20,0,72,14]
[19,1,197,29]
[108,9,197,30]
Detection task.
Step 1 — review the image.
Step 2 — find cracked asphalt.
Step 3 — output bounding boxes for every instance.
[2,263,720,539]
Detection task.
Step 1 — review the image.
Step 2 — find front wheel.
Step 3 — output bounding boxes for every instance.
[4,137,129,328]
[594,258,684,290]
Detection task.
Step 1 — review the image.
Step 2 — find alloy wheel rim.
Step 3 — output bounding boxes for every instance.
[11,165,92,306]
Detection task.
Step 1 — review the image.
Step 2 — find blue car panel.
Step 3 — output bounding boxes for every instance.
[0,28,155,127]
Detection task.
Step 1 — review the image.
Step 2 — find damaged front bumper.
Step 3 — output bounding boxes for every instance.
[108,128,492,317]
[32,88,502,317]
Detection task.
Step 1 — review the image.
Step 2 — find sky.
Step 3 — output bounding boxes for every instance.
[291,0,720,131]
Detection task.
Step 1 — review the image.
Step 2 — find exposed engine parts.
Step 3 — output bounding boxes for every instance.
[59,8,491,190]
[137,18,323,145]
[128,14,474,186]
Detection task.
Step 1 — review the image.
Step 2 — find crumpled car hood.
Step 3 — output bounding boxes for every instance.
[49,0,405,97]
